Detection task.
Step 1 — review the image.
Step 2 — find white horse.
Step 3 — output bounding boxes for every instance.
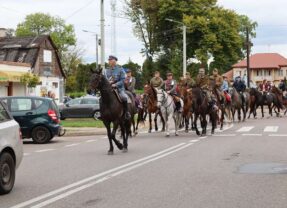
[156,89,183,137]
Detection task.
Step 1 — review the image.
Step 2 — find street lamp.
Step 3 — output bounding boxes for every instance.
[166,18,187,78]
[83,30,99,66]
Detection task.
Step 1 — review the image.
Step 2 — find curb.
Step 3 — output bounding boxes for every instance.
[63,128,107,137]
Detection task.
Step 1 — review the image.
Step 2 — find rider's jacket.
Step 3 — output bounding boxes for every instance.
[209,74,223,90]
[105,65,126,89]
[165,79,177,94]
[259,83,271,92]
[233,80,246,92]
[221,80,229,92]
[124,76,136,93]
[150,77,164,89]
[196,74,209,90]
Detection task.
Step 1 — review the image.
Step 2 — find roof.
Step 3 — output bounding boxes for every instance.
[0,61,31,67]
[0,35,65,78]
[222,69,233,80]
[232,53,287,69]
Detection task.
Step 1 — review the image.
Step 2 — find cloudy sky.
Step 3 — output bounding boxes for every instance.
[0,0,286,65]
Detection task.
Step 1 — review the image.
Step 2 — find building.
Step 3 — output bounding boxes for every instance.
[0,35,65,103]
[230,53,287,85]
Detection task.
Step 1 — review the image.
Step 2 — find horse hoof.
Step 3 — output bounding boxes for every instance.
[211,130,215,134]
[196,132,200,136]
[161,129,165,132]
[117,143,123,150]
[166,134,170,137]
[220,127,223,131]
[175,133,179,136]
[108,151,114,155]
[185,129,189,133]
[148,130,152,133]
[155,128,158,132]
[122,148,128,153]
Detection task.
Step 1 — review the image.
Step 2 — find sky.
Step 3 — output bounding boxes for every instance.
[0,0,287,66]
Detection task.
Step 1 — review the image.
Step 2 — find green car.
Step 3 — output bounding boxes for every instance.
[0,96,64,144]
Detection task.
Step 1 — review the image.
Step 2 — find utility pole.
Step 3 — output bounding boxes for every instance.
[246,27,251,88]
[183,25,187,78]
[96,34,99,66]
[111,0,117,56]
[166,18,187,77]
[100,0,105,71]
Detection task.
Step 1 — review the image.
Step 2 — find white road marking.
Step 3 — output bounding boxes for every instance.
[264,126,279,132]
[269,134,287,137]
[242,134,262,136]
[65,143,81,147]
[30,143,194,208]
[86,139,97,143]
[23,153,31,156]
[236,126,254,132]
[189,139,199,143]
[212,134,236,137]
[35,149,55,153]
[9,143,186,208]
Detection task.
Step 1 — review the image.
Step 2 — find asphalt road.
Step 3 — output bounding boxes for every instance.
[2,116,287,208]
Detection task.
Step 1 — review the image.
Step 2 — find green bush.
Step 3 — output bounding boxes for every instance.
[68,91,86,99]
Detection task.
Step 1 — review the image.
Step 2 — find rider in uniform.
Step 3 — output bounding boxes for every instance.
[105,55,131,120]
[183,72,195,89]
[196,67,215,109]
[209,68,224,103]
[232,76,247,105]
[150,71,164,90]
[165,72,181,111]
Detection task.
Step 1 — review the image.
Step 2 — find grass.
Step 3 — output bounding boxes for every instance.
[60,118,105,128]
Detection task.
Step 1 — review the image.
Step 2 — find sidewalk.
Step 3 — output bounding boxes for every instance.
[63,127,107,137]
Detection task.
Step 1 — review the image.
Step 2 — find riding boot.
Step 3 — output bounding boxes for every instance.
[123,100,131,120]
[175,101,181,112]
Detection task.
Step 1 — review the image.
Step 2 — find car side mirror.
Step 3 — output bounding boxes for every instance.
[65,103,70,107]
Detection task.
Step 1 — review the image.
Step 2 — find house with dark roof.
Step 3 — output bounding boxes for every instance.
[231,53,287,85]
[0,35,65,102]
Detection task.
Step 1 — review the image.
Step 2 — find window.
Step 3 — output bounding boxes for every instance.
[82,99,98,105]
[257,70,263,76]
[68,99,81,105]
[11,98,32,112]
[34,99,44,109]
[43,50,52,63]
[43,67,52,77]
[52,82,58,88]
[0,102,10,122]
[278,69,283,76]
[17,51,27,62]
[0,51,5,61]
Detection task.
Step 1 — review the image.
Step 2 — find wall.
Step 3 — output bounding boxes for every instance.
[13,83,26,96]
[34,76,61,104]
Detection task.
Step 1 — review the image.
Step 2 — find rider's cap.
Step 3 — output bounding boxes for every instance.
[166,72,173,76]
[108,55,118,61]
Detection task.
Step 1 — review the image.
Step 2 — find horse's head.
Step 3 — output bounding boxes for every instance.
[89,66,103,91]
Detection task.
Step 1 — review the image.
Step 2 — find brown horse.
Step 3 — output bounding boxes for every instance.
[178,85,194,133]
[211,88,225,130]
[143,84,165,133]
[271,86,285,116]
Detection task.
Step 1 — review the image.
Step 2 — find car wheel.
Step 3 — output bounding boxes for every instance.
[93,111,101,120]
[32,126,52,144]
[0,152,15,195]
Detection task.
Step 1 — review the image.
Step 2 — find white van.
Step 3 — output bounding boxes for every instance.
[0,100,23,194]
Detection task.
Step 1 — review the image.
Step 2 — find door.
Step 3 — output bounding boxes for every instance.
[62,98,82,118]
[8,98,35,137]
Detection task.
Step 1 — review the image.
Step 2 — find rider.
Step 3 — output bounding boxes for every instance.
[259,79,271,93]
[221,75,231,102]
[196,67,216,109]
[165,72,181,111]
[105,55,131,120]
[233,76,246,104]
[209,68,224,104]
[150,71,164,90]
[183,72,195,89]
[124,69,136,95]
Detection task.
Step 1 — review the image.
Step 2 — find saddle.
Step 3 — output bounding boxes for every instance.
[113,89,131,104]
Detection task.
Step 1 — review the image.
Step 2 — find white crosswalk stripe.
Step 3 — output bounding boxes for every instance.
[264,126,279,132]
[236,126,254,132]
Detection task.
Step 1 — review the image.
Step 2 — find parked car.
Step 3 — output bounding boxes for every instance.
[0,96,63,144]
[0,100,23,194]
[58,96,101,120]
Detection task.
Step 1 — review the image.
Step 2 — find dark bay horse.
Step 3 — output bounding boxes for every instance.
[229,87,248,122]
[178,85,194,133]
[144,84,165,133]
[192,88,217,136]
[248,88,278,118]
[90,68,135,155]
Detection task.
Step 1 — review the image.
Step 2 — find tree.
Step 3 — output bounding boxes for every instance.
[16,13,76,55]
[20,73,40,88]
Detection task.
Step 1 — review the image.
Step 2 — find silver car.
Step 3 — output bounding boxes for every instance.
[0,100,23,194]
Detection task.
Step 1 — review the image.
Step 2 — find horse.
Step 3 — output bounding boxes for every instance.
[229,87,247,122]
[89,67,136,155]
[270,86,285,116]
[156,89,183,136]
[211,88,226,130]
[248,88,277,118]
[178,85,194,133]
[192,88,217,136]
[144,84,165,133]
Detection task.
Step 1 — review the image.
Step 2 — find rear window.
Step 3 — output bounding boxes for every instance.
[0,102,11,122]
[34,99,44,109]
[11,98,32,111]
[82,99,98,104]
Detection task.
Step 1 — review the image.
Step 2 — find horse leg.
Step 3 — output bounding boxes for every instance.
[164,110,170,137]
[201,115,207,136]
[194,114,200,136]
[122,121,130,153]
[159,111,165,132]
[261,105,264,118]
[238,109,241,122]
[103,121,114,155]
[111,122,123,151]
[185,114,189,133]
[154,112,159,132]
[220,107,224,130]
[269,104,273,117]
[211,112,216,134]
[148,112,152,133]
[173,113,179,136]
